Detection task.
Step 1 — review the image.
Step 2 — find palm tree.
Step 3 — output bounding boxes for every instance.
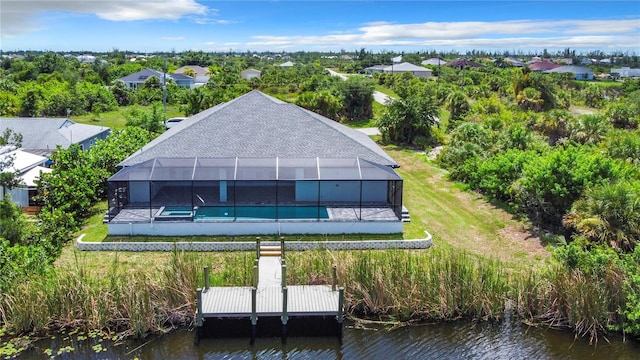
[569,114,610,145]
[563,181,640,251]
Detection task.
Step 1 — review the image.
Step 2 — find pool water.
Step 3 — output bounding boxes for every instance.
[194,206,329,220]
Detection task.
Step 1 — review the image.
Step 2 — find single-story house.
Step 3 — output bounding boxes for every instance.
[545,65,594,80]
[107,90,403,236]
[421,58,445,66]
[611,67,640,79]
[445,58,482,69]
[0,118,111,157]
[364,65,388,74]
[528,61,561,72]
[241,69,262,80]
[279,61,294,67]
[118,68,194,89]
[382,62,432,78]
[174,65,210,85]
[0,146,52,207]
[504,58,525,67]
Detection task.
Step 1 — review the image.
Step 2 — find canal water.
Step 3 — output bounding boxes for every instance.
[18,320,640,359]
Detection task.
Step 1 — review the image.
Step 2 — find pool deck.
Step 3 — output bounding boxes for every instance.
[110,206,399,223]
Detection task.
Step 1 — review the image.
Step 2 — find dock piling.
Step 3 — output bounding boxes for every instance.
[204,266,210,291]
[253,261,258,287]
[251,286,257,344]
[337,287,344,338]
[332,264,338,291]
[196,288,203,327]
[280,236,285,259]
[281,286,288,343]
[281,264,287,288]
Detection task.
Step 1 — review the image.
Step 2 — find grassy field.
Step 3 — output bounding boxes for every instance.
[386,146,547,264]
[72,105,184,130]
[374,85,399,98]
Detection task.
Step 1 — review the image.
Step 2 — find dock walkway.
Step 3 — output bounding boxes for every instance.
[196,239,344,340]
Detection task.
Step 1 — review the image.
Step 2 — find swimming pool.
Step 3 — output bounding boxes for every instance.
[156,205,329,221]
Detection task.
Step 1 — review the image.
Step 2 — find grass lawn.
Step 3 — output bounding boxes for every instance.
[374,85,399,99]
[386,146,547,264]
[72,105,185,130]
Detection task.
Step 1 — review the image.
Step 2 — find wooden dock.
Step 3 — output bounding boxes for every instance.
[196,238,344,341]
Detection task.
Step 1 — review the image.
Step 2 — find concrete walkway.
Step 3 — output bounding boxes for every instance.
[258,256,282,289]
[356,127,381,136]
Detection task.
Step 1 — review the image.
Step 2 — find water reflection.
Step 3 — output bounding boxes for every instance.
[19,320,640,359]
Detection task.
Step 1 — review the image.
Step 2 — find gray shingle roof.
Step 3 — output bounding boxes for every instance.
[0,118,110,151]
[119,91,398,167]
[383,62,432,72]
[119,68,193,83]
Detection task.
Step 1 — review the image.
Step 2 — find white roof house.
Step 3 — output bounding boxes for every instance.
[241,68,262,80]
[0,147,50,207]
[611,67,640,78]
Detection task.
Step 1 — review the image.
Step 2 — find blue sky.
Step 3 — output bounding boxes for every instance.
[1,1,639,53]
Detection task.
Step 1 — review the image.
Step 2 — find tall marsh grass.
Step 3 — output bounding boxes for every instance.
[0,248,627,342]
[0,250,254,338]
[287,248,625,342]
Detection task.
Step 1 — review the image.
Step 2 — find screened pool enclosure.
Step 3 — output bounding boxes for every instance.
[107,157,403,225]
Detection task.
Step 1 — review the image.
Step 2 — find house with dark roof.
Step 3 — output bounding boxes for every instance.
[118,68,194,89]
[107,91,403,236]
[445,58,482,69]
[528,61,560,72]
[0,118,111,157]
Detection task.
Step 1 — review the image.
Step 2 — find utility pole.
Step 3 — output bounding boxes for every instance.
[163,57,167,128]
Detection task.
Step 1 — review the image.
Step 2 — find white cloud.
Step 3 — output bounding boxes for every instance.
[246,19,639,50]
[1,0,208,38]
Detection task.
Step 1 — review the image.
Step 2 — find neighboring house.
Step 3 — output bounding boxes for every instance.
[557,58,574,65]
[241,68,262,80]
[392,55,402,64]
[174,65,210,85]
[528,61,561,72]
[76,54,96,63]
[445,58,482,69]
[279,61,294,67]
[364,65,388,74]
[611,67,640,78]
[0,118,111,157]
[107,91,403,236]
[118,68,194,89]
[546,65,594,80]
[421,58,445,66]
[382,62,432,78]
[0,146,52,208]
[504,57,525,67]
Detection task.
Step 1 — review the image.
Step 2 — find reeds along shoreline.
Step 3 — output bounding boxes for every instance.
[0,249,627,342]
